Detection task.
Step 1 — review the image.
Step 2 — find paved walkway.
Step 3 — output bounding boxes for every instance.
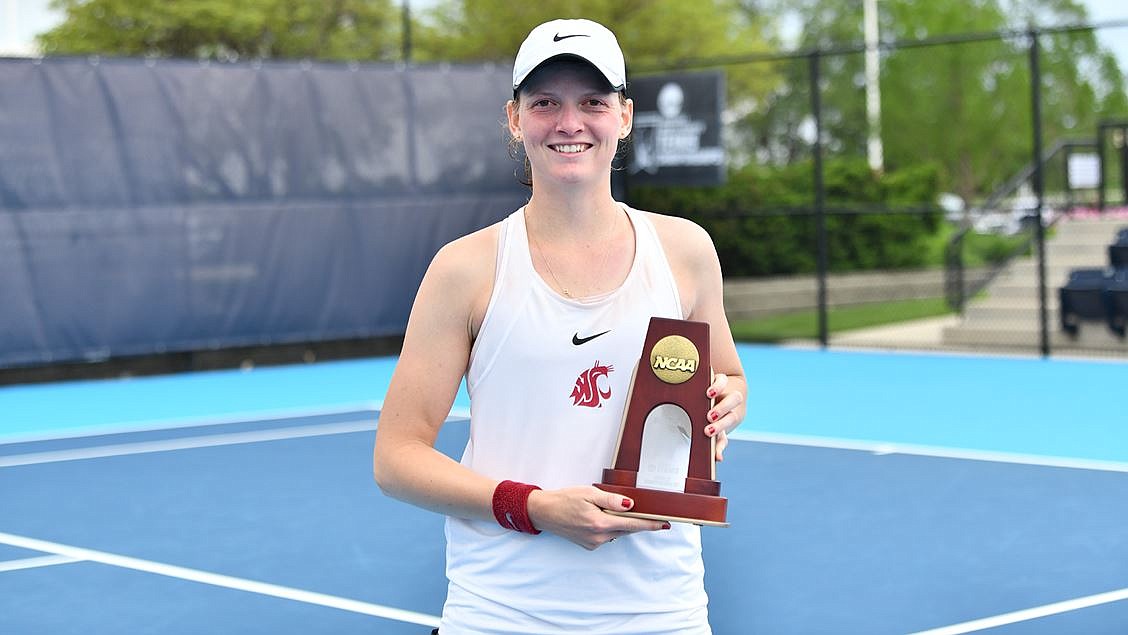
[780,315,961,353]
[828,315,961,349]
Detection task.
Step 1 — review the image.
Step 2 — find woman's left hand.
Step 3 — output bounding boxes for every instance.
[704,372,745,462]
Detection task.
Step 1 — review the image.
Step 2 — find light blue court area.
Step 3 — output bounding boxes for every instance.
[2,345,1124,469]
[0,357,469,443]
[732,345,1127,469]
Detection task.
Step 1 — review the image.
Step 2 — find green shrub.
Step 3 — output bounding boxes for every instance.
[629,158,943,277]
[963,230,1032,266]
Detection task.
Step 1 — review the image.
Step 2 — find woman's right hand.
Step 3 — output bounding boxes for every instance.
[526,486,671,550]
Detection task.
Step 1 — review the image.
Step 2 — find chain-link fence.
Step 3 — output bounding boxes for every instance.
[635,20,1128,359]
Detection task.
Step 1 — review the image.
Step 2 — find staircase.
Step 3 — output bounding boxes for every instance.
[942,215,1128,357]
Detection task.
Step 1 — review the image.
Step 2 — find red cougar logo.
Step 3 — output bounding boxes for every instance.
[570,361,614,407]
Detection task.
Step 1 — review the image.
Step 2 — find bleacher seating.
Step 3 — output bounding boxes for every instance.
[1059,269,1113,337]
[1110,228,1128,269]
[1058,225,1128,338]
[1106,269,1128,338]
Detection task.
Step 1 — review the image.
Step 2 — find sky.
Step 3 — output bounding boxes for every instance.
[2,0,1126,65]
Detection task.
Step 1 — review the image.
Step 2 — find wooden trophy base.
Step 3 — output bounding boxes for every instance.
[598,480,729,528]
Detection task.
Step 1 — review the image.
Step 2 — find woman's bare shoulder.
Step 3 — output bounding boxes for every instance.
[428,219,504,280]
[640,210,716,264]
[419,218,506,335]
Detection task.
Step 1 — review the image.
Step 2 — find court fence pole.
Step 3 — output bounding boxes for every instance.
[402,1,413,62]
[812,51,830,347]
[809,51,829,348]
[1098,122,1107,213]
[1028,29,1050,358]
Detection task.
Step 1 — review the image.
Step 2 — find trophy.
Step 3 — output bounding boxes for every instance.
[596,317,728,526]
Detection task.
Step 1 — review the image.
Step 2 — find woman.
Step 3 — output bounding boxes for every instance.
[373,18,747,634]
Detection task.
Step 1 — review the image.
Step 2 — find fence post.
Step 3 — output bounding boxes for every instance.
[402,1,413,62]
[1098,122,1107,213]
[944,228,967,314]
[1028,29,1049,358]
[809,51,829,348]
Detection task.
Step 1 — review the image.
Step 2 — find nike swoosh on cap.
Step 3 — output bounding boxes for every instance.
[573,330,611,345]
[553,33,590,42]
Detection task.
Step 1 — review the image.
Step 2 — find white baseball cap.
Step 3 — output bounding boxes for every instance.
[512,19,626,92]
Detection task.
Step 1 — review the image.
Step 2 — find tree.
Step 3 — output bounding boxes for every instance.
[38,0,402,61]
[741,0,1128,204]
[1018,0,1128,138]
[412,0,767,69]
[879,0,1027,204]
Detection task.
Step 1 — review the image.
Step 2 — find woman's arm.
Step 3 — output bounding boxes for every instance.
[372,232,498,521]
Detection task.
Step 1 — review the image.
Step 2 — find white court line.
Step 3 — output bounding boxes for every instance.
[0,415,472,468]
[0,554,83,573]
[0,420,376,468]
[0,402,383,446]
[2,402,469,449]
[730,430,1128,473]
[0,531,440,628]
[909,587,1128,634]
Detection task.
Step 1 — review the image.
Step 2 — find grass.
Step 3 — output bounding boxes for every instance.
[922,222,1036,268]
[729,296,955,343]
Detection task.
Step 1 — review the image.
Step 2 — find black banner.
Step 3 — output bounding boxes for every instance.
[626,71,726,187]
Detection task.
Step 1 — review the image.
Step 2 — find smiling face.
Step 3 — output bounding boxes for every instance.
[507,59,633,190]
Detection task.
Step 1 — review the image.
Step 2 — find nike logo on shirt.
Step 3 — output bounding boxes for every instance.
[572,330,611,345]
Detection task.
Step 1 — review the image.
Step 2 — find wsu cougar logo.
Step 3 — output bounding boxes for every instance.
[570,361,614,408]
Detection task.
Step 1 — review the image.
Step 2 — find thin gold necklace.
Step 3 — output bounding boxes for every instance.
[526,207,573,298]
[525,205,624,299]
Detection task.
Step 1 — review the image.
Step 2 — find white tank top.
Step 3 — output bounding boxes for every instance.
[441,204,711,634]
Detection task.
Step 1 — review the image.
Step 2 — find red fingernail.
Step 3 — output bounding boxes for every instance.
[707,389,716,398]
[622,498,632,509]
[705,425,715,435]
[661,522,671,530]
[710,412,719,422]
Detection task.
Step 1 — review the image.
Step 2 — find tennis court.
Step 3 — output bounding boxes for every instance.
[1,345,1126,634]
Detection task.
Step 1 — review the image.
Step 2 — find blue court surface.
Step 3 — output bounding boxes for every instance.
[1,345,1125,634]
